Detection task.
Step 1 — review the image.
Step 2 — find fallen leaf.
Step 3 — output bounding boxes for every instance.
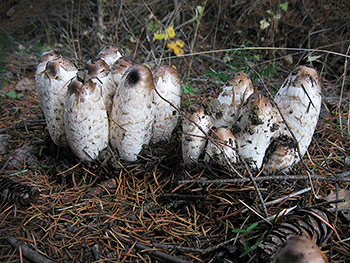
[167,40,185,55]
[15,77,34,91]
[323,189,350,220]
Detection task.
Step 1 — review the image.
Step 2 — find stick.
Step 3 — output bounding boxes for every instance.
[7,237,53,263]
[178,173,350,184]
[106,230,192,263]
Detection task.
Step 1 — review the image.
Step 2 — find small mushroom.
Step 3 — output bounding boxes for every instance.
[204,127,238,166]
[235,93,281,169]
[152,65,181,144]
[212,72,254,128]
[97,46,124,67]
[182,104,212,164]
[86,58,114,113]
[263,135,298,173]
[272,235,328,263]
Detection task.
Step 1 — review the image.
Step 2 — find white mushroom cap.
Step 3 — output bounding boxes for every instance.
[64,77,108,161]
[264,135,298,173]
[39,56,78,147]
[86,58,110,79]
[97,46,124,67]
[212,71,254,128]
[110,58,134,87]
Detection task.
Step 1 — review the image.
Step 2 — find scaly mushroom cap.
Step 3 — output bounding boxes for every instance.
[110,58,135,86]
[64,78,108,161]
[212,71,254,128]
[109,64,155,162]
[45,57,77,80]
[97,46,124,67]
[152,65,181,144]
[272,236,328,263]
[204,127,238,166]
[86,58,115,112]
[36,51,61,113]
[40,50,60,63]
[275,66,322,160]
[182,103,213,164]
[38,56,78,147]
[86,58,110,79]
[235,93,281,169]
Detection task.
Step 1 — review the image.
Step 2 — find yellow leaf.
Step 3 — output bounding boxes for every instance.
[154,31,166,40]
[166,26,175,38]
[167,40,184,56]
[175,39,184,48]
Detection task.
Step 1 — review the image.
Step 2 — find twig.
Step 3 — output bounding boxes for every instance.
[106,230,192,263]
[338,44,350,130]
[153,235,239,253]
[0,120,47,133]
[241,187,312,213]
[7,237,53,263]
[243,160,269,218]
[178,173,350,184]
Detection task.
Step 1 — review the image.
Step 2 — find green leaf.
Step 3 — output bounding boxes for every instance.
[17,93,24,98]
[239,247,252,258]
[183,84,195,94]
[6,91,17,98]
[232,228,247,233]
[246,222,258,232]
[280,2,288,11]
[251,240,263,250]
[260,19,270,30]
[196,5,204,16]
[307,55,322,62]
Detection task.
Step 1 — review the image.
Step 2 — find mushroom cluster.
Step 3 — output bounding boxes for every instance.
[35,46,181,162]
[182,66,322,173]
[36,48,321,173]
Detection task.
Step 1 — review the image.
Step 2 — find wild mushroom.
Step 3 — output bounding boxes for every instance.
[35,50,60,118]
[64,77,108,161]
[38,56,78,146]
[235,93,281,169]
[86,58,113,113]
[204,127,238,166]
[272,235,328,263]
[109,64,155,162]
[152,65,181,144]
[263,134,298,173]
[211,72,254,128]
[182,104,212,164]
[273,66,322,166]
[97,46,124,67]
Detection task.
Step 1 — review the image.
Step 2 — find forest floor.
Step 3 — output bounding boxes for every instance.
[0,1,350,262]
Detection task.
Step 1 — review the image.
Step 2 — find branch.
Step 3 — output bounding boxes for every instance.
[7,237,53,263]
